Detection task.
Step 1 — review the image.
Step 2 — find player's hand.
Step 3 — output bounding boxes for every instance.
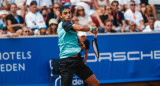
[91,27,98,34]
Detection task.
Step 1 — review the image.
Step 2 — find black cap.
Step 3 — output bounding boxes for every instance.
[60,6,70,14]
[30,1,37,6]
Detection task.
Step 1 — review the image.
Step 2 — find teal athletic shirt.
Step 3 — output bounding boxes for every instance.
[57,21,81,59]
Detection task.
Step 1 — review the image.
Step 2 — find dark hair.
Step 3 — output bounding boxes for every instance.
[111,1,119,6]
[59,6,70,14]
[10,3,17,8]
[30,1,37,6]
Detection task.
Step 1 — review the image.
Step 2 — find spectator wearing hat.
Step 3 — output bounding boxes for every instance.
[36,24,47,35]
[25,1,46,32]
[46,3,60,27]
[47,19,58,35]
[6,3,25,33]
[0,10,9,26]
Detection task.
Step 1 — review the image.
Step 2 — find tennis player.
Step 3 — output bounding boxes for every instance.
[57,6,99,86]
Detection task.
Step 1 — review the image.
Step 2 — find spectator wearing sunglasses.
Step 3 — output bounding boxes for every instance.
[123,0,141,11]
[21,26,31,36]
[142,5,154,26]
[6,3,25,33]
[74,6,95,27]
[25,1,45,32]
[129,21,138,32]
[104,20,116,33]
[111,1,126,32]
[96,5,113,33]
[46,3,60,27]
[124,1,144,32]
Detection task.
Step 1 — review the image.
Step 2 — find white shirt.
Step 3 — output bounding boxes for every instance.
[27,0,52,7]
[143,25,160,32]
[78,15,92,25]
[25,12,45,29]
[154,21,160,29]
[124,9,143,27]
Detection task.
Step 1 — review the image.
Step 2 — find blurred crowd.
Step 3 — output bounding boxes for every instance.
[0,0,160,37]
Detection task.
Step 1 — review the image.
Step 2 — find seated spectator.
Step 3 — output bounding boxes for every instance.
[129,21,138,32]
[6,3,25,33]
[74,6,95,27]
[141,0,157,20]
[71,0,95,16]
[0,10,8,25]
[104,20,116,33]
[124,0,141,11]
[36,24,47,35]
[124,1,144,32]
[47,19,58,35]
[109,0,125,11]
[25,1,45,32]
[96,5,113,33]
[142,5,154,26]
[16,26,33,36]
[111,1,126,32]
[26,0,52,10]
[46,3,60,27]
[143,17,160,32]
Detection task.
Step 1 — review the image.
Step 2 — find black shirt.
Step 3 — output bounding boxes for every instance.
[6,14,24,30]
[112,11,125,27]
[79,40,90,51]
[100,14,108,24]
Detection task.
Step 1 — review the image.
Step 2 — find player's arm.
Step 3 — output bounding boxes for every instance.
[62,21,97,32]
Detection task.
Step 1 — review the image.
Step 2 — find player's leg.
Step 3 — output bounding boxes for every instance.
[85,74,99,86]
[59,59,74,86]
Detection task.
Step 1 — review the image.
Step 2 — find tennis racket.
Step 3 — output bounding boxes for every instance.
[92,33,99,58]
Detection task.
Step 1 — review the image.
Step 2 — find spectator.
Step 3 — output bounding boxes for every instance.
[124,1,144,32]
[96,5,113,33]
[6,3,25,33]
[143,17,160,32]
[74,6,95,27]
[47,19,58,35]
[142,5,154,26]
[36,24,47,35]
[0,10,8,25]
[124,0,141,11]
[109,0,125,11]
[42,9,48,22]
[26,0,52,10]
[15,0,26,8]
[111,1,126,32]
[104,20,116,33]
[17,5,28,18]
[141,0,157,20]
[71,0,95,16]
[46,3,60,27]
[21,26,31,36]
[129,21,138,32]
[25,1,45,32]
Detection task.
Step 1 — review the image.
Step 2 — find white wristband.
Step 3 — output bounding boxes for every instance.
[89,26,94,32]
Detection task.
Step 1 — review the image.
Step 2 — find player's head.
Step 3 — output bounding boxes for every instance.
[60,6,71,21]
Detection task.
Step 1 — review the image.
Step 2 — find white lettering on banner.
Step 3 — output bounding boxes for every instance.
[127,51,140,60]
[87,50,160,62]
[0,63,25,72]
[113,52,126,61]
[154,50,160,59]
[0,51,31,72]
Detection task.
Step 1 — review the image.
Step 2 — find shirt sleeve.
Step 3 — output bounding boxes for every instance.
[62,21,74,32]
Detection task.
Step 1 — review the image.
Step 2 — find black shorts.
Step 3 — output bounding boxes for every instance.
[58,56,93,86]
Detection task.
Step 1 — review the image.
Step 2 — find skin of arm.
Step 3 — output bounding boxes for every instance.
[84,49,89,64]
[121,20,126,32]
[96,13,105,27]
[93,0,101,10]
[7,20,24,33]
